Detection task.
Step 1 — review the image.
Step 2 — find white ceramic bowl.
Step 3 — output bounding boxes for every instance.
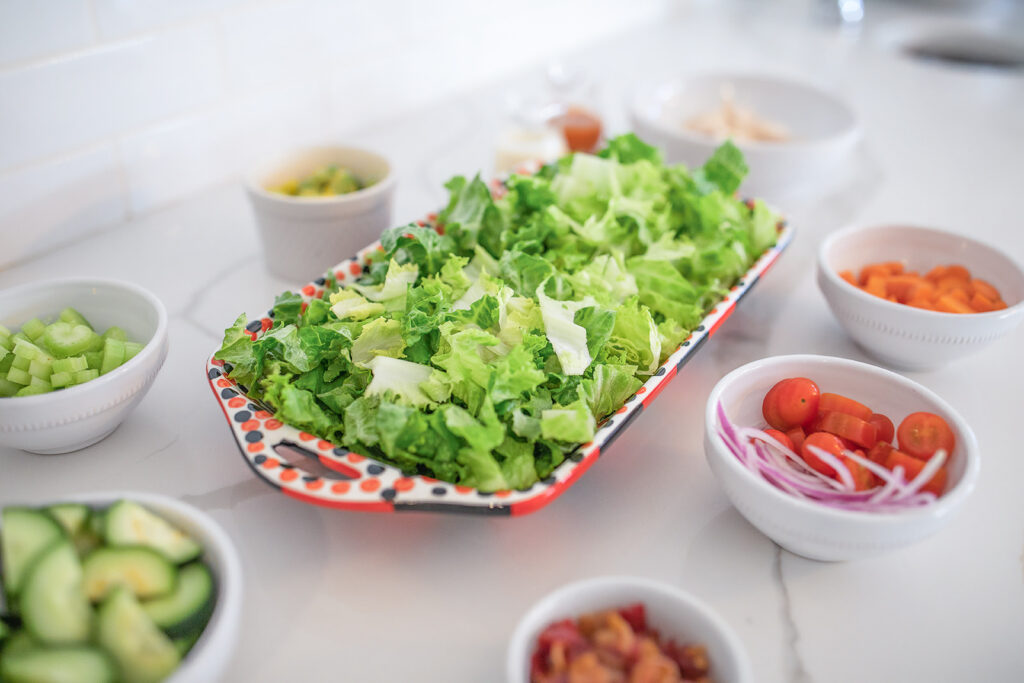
[507,576,751,683]
[1,491,243,683]
[704,354,980,562]
[818,224,1024,370]
[0,278,168,454]
[630,72,860,200]
[245,145,397,282]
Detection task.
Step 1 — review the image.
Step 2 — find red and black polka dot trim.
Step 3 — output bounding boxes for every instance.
[206,197,793,514]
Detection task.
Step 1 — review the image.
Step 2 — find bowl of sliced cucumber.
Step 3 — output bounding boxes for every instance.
[0,278,168,454]
[0,492,243,683]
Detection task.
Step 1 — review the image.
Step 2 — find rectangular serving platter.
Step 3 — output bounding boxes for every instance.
[207,186,793,516]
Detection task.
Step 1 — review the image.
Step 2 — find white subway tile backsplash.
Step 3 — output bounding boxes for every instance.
[0,0,94,66]
[91,0,247,39]
[0,145,126,268]
[119,82,328,214]
[0,24,223,171]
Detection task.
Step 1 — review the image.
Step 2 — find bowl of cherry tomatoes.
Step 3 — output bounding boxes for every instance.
[704,354,980,561]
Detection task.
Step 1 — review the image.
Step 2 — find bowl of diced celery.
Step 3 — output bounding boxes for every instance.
[0,492,243,683]
[0,278,168,454]
[244,145,397,282]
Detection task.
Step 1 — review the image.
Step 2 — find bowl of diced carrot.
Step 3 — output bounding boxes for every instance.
[817,224,1024,370]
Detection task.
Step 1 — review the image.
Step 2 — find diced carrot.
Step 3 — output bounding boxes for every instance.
[945,265,970,281]
[970,292,997,312]
[948,288,970,305]
[924,266,947,282]
[936,276,967,294]
[839,270,857,286]
[906,298,936,310]
[885,275,924,302]
[881,261,905,275]
[865,275,888,298]
[859,264,893,286]
[992,300,1008,311]
[971,278,1001,301]
[934,295,974,314]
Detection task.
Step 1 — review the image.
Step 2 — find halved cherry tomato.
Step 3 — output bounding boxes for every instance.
[897,412,956,461]
[761,429,794,452]
[868,413,895,444]
[841,455,874,491]
[762,378,820,430]
[867,440,894,466]
[885,450,948,497]
[816,411,878,449]
[617,603,647,634]
[786,427,806,454]
[801,432,847,477]
[818,392,873,422]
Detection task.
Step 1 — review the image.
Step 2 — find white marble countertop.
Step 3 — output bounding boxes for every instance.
[3,4,1024,682]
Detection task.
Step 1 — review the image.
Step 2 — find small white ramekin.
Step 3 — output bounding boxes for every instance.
[0,278,168,454]
[704,354,980,562]
[818,224,1024,370]
[507,576,752,683]
[1,491,243,683]
[244,145,397,282]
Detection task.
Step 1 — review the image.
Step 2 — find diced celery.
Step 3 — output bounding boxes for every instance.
[102,326,127,342]
[7,367,31,385]
[73,369,99,384]
[124,342,144,361]
[21,318,47,341]
[16,384,50,396]
[0,334,11,351]
[0,377,19,396]
[99,338,125,375]
[29,376,50,390]
[11,332,29,344]
[12,355,30,371]
[52,356,88,374]
[42,322,101,359]
[0,323,10,337]
[50,371,73,388]
[0,346,7,362]
[13,339,48,361]
[0,353,12,374]
[28,359,53,380]
[85,350,103,370]
[59,307,93,329]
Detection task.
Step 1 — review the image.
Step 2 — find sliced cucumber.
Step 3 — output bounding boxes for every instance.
[47,504,103,557]
[172,628,201,658]
[82,547,176,602]
[1,508,65,598]
[96,587,180,683]
[0,646,116,683]
[20,541,91,644]
[142,563,214,637]
[46,504,90,536]
[2,630,36,657]
[105,501,201,564]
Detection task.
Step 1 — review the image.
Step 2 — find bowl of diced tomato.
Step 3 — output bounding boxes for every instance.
[817,224,1024,370]
[507,576,751,683]
[704,354,979,562]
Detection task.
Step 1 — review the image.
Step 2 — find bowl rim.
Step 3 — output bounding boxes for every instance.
[0,491,242,682]
[629,70,862,152]
[505,575,751,683]
[243,144,398,207]
[0,277,169,405]
[704,353,981,524]
[818,223,1024,318]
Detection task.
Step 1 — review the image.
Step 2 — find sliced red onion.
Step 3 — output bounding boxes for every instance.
[715,402,942,512]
